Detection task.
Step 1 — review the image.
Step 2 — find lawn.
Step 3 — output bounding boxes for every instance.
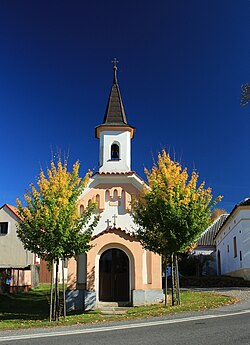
[0,285,237,330]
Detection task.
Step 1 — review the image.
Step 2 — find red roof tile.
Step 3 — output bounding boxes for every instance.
[4,204,22,220]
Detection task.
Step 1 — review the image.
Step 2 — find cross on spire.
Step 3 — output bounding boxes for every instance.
[112,58,119,84]
[112,57,119,68]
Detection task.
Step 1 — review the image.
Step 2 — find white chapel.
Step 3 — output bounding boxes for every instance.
[67,62,163,310]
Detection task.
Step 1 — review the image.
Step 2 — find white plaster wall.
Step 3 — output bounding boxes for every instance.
[216,210,248,275]
[99,130,131,172]
[92,193,137,236]
[0,207,34,267]
[79,173,146,238]
[241,219,250,269]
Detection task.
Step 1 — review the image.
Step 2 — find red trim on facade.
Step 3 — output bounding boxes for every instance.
[92,227,136,240]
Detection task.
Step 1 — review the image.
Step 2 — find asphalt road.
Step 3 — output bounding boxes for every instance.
[1,288,250,345]
[1,309,250,345]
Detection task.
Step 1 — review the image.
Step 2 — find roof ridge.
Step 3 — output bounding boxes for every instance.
[3,203,22,220]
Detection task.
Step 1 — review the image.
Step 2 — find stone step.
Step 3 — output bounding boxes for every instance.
[97,301,131,308]
[99,306,131,315]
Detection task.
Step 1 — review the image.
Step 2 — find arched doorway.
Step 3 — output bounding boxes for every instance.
[99,248,129,302]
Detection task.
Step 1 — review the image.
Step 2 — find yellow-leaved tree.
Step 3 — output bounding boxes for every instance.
[17,159,98,321]
[132,150,222,306]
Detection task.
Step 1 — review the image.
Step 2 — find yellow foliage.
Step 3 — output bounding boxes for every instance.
[145,150,222,212]
[16,160,90,225]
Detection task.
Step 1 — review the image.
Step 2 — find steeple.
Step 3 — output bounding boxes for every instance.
[96,60,136,173]
[95,59,135,139]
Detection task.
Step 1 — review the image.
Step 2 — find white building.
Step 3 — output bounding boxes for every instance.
[215,198,250,280]
[66,62,163,310]
[192,214,228,276]
[0,204,34,292]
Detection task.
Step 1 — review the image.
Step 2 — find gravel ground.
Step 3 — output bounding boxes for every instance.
[185,287,250,312]
[190,287,250,301]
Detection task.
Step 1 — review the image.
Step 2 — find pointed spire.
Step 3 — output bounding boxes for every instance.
[95,60,135,139]
[102,58,128,125]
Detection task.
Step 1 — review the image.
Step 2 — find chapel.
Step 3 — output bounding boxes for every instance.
[67,61,163,310]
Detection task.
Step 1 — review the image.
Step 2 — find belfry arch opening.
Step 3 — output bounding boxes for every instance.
[111,143,120,160]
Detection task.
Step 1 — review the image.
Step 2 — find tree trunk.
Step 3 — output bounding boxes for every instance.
[62,259,66,320]
[175,253,181,305]
[164,256,168,307]
[171,253,175,306]
[49,260,54,322]
[54,260,59,321]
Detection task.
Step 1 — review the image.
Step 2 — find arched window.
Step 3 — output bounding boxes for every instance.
[79,205,84,215]
[111,144,119,160]
[96,194,100,209]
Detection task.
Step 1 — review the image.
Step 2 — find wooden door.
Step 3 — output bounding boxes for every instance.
[99,248,129,302]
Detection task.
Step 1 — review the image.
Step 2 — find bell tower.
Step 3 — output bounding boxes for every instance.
[95,59,135,173]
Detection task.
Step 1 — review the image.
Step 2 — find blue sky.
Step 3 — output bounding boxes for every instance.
[0,0,249,212]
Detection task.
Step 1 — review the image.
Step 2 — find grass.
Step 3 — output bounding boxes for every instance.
[0,285,238,330]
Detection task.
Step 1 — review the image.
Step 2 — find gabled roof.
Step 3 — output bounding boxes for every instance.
[95,62,135,138]
[1,203,22,221]
[197,214,229,246]
[214,197,250,239]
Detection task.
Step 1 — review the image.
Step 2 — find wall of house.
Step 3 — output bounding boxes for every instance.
[216,208,250,279]
[0,207,33,268]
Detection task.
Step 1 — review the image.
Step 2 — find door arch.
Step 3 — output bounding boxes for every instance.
[99,248,129,302]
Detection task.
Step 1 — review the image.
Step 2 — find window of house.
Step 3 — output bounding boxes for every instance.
[0,222,8,235]
[111,144,119,160]
[227,245,229,253]
[233,236,237,258]
[240,251,242,262]
[79,205,84,215]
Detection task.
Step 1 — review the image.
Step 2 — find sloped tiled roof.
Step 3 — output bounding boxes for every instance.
[1,203,22,220]
[197,214,229,246]
[214,197,250,239]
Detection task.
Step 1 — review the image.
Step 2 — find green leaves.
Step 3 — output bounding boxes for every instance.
[132,150,222,256]
[16,159,97,263]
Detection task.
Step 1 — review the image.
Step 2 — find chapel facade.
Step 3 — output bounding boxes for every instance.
[67,62,163,310]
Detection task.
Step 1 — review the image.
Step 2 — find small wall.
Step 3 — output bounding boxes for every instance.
[0,268,32,294]
[132,289,164,306]
[66,290,96,311]
[227,268,250,281]
[31,264,40,288]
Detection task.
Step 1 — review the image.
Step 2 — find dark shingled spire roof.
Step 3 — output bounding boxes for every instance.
[95,59,135,138]
[102,62,128,125]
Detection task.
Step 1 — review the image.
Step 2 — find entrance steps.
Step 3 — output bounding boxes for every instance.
[97,301,131,315]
